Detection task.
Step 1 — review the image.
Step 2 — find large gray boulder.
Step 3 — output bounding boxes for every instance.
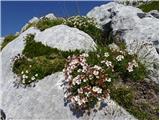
[87,2,159,83]
[34,25,97,52]
[0,71,137,120]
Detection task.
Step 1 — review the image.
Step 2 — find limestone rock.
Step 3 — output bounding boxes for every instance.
[34,25,97,52]
[148,10,159,19]
[28,17,39,24]
[45,13,56,20]
[0,109,6,120]
[20,17,39,33]
[87,2,159,83]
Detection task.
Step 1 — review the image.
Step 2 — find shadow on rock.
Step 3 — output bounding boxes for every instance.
[0,109,6,120]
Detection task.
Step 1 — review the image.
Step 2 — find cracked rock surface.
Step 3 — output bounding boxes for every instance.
[87,2,159,84]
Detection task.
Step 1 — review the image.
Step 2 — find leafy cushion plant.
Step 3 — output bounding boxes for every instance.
[1,34,18,50]
[63,44,146,114]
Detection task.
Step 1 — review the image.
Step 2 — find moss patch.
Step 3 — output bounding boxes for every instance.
[1,34,18,50]
[138,1,159,12]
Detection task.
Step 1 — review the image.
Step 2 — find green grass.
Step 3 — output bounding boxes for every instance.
[110,80,159,120]
[36,18,64,31]
[12,34,82,85]
[1,34,17,50]
[138,1,159,12]
[86,44,146,82]
[13,55,65,84]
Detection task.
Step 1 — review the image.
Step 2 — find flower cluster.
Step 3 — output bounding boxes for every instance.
[127,59,139,72]
[64,16,96,29]
[63,44,146,114]
[12,54,39,85]
[116,55,124,61]
[20,69,38,84]
[63,53,110,111]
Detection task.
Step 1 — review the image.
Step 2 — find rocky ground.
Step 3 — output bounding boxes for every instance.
[0,1,159,120]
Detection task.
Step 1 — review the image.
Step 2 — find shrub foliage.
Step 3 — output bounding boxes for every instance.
[1,34,17,50]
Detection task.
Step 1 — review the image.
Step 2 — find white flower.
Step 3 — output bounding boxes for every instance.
[82,98,88,103]
[29,65,32,68]
[77,69,82,73]
[105,78,111,82]
[97,88,102,94]
[25,70,29,73]
[74,96,80,102]
[83,79,87,82]
[92,86,102,93]
[85,92,90,97]
[25,76,28,79]
[22,79,25,84]
[96,76,100,79]
[119,50,125,54]
[127,67,133,72]
[31,76,35,81]
[116,55,124,61]
[127,62,134,72]
[89,75,93,80]
[78,88,83,94]
[22,74,26,79]
[21,71,24,74]
[70,65,76,70]
[97,54,100,58]
[67,75,72,81]
[62,69,65,72]
[93,70,99,76]
[104,52,109,57]
[94,65,102,70]
[76,79,81,85]
[105,60,112,67]
[70,59,79,65]
[128,50,134,55]
[71,97,75,103]
[64,93,68,98]
[101,60,105,63]
[81,57,86,63]
[132,59,138,67]
[35,74,38,77]
[77,100,83,106]
[82,53,89,57]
